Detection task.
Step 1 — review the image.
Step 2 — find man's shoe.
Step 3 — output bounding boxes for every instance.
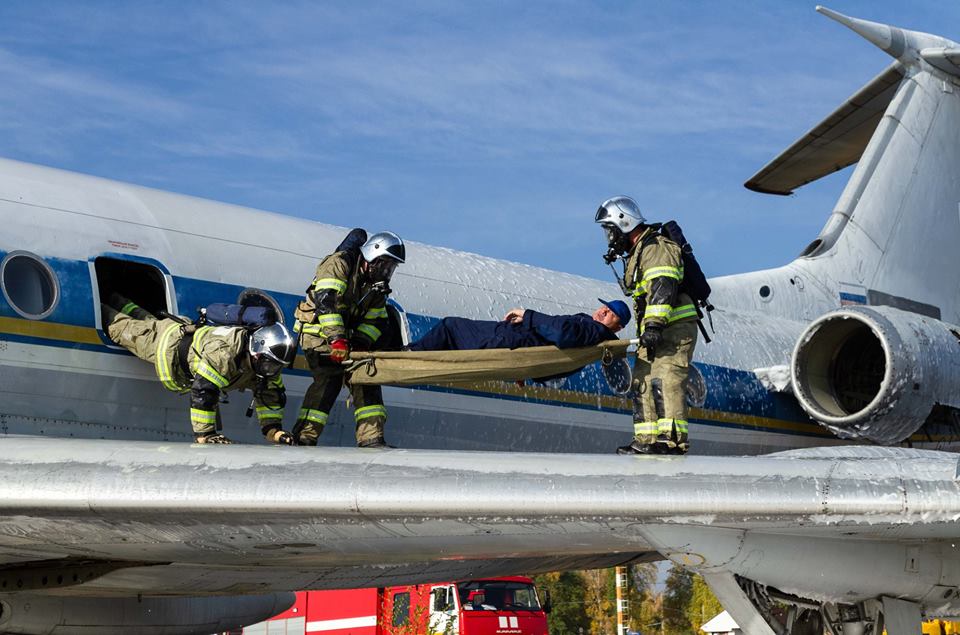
[616,440,661,455]
[358,438,395,449]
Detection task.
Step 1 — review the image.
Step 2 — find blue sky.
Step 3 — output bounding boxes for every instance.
[1,1,956,281]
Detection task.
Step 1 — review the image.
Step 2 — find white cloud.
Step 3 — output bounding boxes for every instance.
[0,48,190,119]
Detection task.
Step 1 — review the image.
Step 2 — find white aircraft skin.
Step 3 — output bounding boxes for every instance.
[0,159,830,456]
[0,6,958,635]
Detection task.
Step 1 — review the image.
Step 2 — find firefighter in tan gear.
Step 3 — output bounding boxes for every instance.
[596,196,698,455]
[102,295,297,445]
[293,231,405,448]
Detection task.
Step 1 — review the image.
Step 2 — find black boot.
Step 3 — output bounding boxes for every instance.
[616,439,662,455]
[358,437,395,449]
[195,433,234,445]
[655,433,685,455]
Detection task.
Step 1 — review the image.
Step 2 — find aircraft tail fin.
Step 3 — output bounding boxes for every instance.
[761,9,960,324]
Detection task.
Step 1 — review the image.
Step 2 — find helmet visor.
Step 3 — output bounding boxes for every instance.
[369,258,399,282]
[595,206,612,223]
[253,355,285,378]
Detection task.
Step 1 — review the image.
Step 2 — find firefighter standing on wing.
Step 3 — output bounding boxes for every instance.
[102,295,297,445]
[293,231,405,448]
[595,196,698,455]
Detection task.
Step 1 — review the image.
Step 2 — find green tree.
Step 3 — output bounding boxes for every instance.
[663,565,694,635]
[583,568,616,634]
[685,575,723,632]
[628,563,663,634]
[534,571,590,634]
[630,563,658,592]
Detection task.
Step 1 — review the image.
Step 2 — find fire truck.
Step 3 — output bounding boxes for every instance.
[239,576,550,634]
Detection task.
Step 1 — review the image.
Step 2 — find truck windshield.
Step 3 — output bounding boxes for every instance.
[457,580,541,611]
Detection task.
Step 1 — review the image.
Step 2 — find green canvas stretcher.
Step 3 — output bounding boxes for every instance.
[345,339,633,386]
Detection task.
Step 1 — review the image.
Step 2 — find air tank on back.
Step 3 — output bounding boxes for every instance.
[790,305,960,444]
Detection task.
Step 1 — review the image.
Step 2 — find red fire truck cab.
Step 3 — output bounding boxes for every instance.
[243,576,550,635]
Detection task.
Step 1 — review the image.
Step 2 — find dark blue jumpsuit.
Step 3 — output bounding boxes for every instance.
[409,310,616,351]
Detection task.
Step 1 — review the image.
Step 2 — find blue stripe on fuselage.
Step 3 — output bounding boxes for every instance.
[0,251,812,431]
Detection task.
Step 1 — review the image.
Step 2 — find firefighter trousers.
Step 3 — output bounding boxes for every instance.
[103,304,179,366]
[631,320,698,450]
[295,349,386,446]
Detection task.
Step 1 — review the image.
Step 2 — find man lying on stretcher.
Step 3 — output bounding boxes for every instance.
[407,299,629,352]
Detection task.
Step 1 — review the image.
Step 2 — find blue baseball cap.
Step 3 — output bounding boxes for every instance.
[598,298,631,327]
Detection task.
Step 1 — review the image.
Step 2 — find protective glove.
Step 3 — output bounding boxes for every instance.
[350,337,370,353]
[329,338,350,363]
[265,428,294,445]
[640,324,663,360]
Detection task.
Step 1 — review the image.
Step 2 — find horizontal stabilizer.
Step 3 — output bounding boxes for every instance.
[816,6,959,64]
[745,62,903,195]
[921,47,960,78]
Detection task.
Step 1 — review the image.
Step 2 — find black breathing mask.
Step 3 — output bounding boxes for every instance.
[367,258,398,283]
[601,224,631,262]
[253,355,284,378]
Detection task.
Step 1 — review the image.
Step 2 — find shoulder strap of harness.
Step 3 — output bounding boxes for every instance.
[176,324,198,379]
[643,223,664,246]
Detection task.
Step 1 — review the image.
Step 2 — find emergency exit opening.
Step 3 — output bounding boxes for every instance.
[93,257,170,320]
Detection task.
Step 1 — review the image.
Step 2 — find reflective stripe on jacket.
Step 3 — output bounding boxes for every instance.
[624,230,697,331]
[153,324,286,433]
[293,250,391,354]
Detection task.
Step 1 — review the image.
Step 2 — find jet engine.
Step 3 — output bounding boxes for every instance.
[791,305,960,444]
[0,592,293,635]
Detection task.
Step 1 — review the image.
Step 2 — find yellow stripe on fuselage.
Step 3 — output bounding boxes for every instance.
[451,381,828,437]
[0,316,102,345]
[689,406,827,436]
[0,317,828,437]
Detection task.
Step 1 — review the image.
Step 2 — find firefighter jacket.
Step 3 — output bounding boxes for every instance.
[624,229,697,332]
[293,250,391,354]
[153,322,286,435]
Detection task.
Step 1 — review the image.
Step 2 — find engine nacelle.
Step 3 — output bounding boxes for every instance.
[791,305,960,444]
[0,592,294,635]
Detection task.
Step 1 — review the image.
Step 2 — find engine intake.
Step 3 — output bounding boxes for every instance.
[791,305,960,444]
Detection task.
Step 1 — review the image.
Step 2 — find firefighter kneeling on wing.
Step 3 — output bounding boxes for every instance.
[102,294,297,445]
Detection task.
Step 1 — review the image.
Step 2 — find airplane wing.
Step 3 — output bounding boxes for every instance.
[744,61,904,195]
[0,437,957,633]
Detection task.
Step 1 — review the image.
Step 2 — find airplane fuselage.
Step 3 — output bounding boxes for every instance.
[0,157,847,455]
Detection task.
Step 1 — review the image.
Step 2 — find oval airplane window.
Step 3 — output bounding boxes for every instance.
[1,251,59,320]
[236,288,285,324]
